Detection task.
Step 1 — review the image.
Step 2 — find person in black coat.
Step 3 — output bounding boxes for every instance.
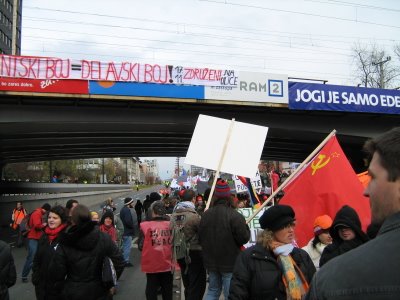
[32,205,68,300]
[0,240,16,300]
[49,204,125,300]
[229,205,316,300]
[319,205,369,267]
[199,179,250,299]
[134,198,144,225]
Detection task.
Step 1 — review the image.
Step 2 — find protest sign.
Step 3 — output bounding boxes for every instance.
[185,114,268,179]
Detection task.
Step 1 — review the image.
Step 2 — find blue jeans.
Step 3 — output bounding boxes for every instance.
[122,235,133,264]
[22,239,38,279]
[205,271,232,300]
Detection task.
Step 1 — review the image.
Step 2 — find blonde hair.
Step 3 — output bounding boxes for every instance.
[256,229,274,250]
[90,211,99,219]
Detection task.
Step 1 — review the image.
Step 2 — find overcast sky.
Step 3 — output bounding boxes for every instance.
[21,0,400,179]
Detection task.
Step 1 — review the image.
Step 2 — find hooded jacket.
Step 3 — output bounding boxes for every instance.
[319,205,368,267]
[49,221,125,300]
[307,211,400,300]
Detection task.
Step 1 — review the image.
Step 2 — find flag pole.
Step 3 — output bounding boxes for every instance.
[246,129,337,224]
[205,118,235,211]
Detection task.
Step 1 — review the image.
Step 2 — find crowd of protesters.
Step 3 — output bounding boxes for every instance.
[3,127,400,300]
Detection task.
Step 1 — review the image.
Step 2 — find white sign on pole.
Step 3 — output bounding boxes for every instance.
[185,115,268,178]
[233,170,262,193]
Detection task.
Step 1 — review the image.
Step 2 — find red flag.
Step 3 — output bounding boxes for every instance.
[279,136,371,247]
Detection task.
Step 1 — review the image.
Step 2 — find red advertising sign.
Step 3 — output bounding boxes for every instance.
[0,77,88,94]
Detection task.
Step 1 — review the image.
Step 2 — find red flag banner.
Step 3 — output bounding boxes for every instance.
[279,136,371,247]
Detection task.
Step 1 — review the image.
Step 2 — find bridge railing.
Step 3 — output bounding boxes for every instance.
[0,181,135,226]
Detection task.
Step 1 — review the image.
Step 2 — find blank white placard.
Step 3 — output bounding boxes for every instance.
[185,114,268,178]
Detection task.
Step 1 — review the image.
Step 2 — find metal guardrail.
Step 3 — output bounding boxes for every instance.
[0,181,132,195]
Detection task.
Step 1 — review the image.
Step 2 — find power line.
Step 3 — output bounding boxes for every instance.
[23,34,353,64]
[22,17,353,58]
[22,35,349,65]
[23,25,355,61]
[23,23,397,54]
[199,0,400,30]
[304,0,400,12]
[23,6,400,42]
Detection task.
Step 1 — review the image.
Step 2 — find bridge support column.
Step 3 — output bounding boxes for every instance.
[49,160,53,182]
[0,163,4,180]
[102,158,105,184]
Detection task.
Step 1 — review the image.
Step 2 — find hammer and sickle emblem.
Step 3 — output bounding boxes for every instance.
[311,154,331,175]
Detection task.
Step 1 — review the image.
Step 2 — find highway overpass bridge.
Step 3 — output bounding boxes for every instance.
[0,54,399,174]
[1,85,399,175]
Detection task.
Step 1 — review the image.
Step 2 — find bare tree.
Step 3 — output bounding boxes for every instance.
[352,43,399,89]
[395,44,400,59]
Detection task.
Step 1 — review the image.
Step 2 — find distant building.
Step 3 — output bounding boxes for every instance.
[0,0,22,55]
[142,159,159,183]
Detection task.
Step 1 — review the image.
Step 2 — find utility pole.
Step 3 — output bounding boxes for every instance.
[373,56,391,89]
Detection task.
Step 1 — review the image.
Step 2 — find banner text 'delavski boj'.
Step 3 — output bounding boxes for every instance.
[0,54,236,87]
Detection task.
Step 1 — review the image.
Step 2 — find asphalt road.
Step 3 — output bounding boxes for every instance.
[4,185,184,300]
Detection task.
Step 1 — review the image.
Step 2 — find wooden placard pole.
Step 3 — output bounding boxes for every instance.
[205,118,235,211]
[246,129,337,224]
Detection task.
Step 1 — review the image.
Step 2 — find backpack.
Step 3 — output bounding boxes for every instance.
[19,213,32,237]
[170,212,191,272]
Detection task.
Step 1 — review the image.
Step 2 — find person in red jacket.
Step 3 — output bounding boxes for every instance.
[21,203,50,283]
[138,200,172,300]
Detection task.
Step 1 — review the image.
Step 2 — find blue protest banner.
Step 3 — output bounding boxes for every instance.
[289,82,400,115]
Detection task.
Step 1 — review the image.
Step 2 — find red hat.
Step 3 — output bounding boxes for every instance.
[214,179,231,198]
[314,215,333,236]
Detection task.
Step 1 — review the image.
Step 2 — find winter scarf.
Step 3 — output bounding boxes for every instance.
[271,242,309,300]
[99,224,117,242]
[45,223,67,244]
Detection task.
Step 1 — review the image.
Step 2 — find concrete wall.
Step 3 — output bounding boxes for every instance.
[0,189,132,226]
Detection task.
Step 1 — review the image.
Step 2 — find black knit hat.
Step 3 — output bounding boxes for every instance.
[259,205,295,231]
[100,210,115,225]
